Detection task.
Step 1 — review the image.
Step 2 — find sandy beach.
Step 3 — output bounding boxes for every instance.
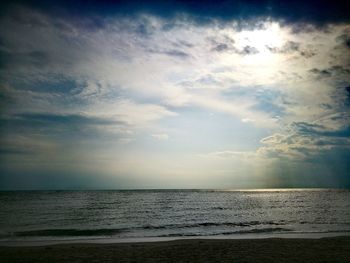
[1,236,350,263]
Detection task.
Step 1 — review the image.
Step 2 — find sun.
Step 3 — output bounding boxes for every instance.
[231,22,286,66]
[235,22,284,53]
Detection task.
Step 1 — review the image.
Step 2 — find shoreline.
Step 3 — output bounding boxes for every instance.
[1,236,350,263]
[1,231,350,247]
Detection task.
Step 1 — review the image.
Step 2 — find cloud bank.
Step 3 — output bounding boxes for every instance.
[0,1,349,189]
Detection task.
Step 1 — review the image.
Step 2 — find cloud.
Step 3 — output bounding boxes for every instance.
[148,48,190,58]
[237,45,259,55]
[336,33,350,48]
[151,133,169,140]
[1,9,348,124]
[0,3,349,188]
[0,114,127,153]
[267,41,300,53]
[14,113,119,126]
[345,86,350,103]
[2,0,350,26]
[0,147,32,155]
[209,35,235,52]
[309,66,350,79]
[212,43,229,52]
[0,11,347,125]
[201,150,256,160]
[205,111,350,162]
[257,114,350,160]
[0,134,59,158]
[258,133,350,160]
[106,100,177,126]
[0,113,124,134]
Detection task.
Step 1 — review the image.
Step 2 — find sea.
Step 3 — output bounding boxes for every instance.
[0,189,349,244]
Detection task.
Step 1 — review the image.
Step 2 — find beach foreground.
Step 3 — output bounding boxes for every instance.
[1,236,350,263]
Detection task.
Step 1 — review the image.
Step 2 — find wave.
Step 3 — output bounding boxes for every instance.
[9,221,287,237]
[142,220,285,229]
[158,227,294,237]
[6,228,350,239]
[14,228,123,237]
[12,226,293,238]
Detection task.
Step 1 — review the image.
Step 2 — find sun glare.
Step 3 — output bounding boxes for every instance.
[232,22,285,66]
[236,22,284,53]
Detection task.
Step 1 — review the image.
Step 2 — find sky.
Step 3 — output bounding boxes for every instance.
[0,0,349,189]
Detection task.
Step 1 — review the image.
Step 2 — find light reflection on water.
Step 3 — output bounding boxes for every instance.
[0,189,349,241]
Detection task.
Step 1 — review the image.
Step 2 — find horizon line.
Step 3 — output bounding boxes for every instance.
[1,187,349,192]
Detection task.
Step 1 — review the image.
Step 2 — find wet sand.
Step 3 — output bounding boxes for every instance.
[1,236,350,262]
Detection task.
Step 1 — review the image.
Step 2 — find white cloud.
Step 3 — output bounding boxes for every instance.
[151,133,169,140]
[1,6,350,184]
[2,9,349,131]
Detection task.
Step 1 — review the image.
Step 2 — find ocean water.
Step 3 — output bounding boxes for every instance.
[0,189,349,242]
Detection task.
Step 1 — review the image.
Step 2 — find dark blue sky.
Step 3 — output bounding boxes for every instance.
[2,0,350,23]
